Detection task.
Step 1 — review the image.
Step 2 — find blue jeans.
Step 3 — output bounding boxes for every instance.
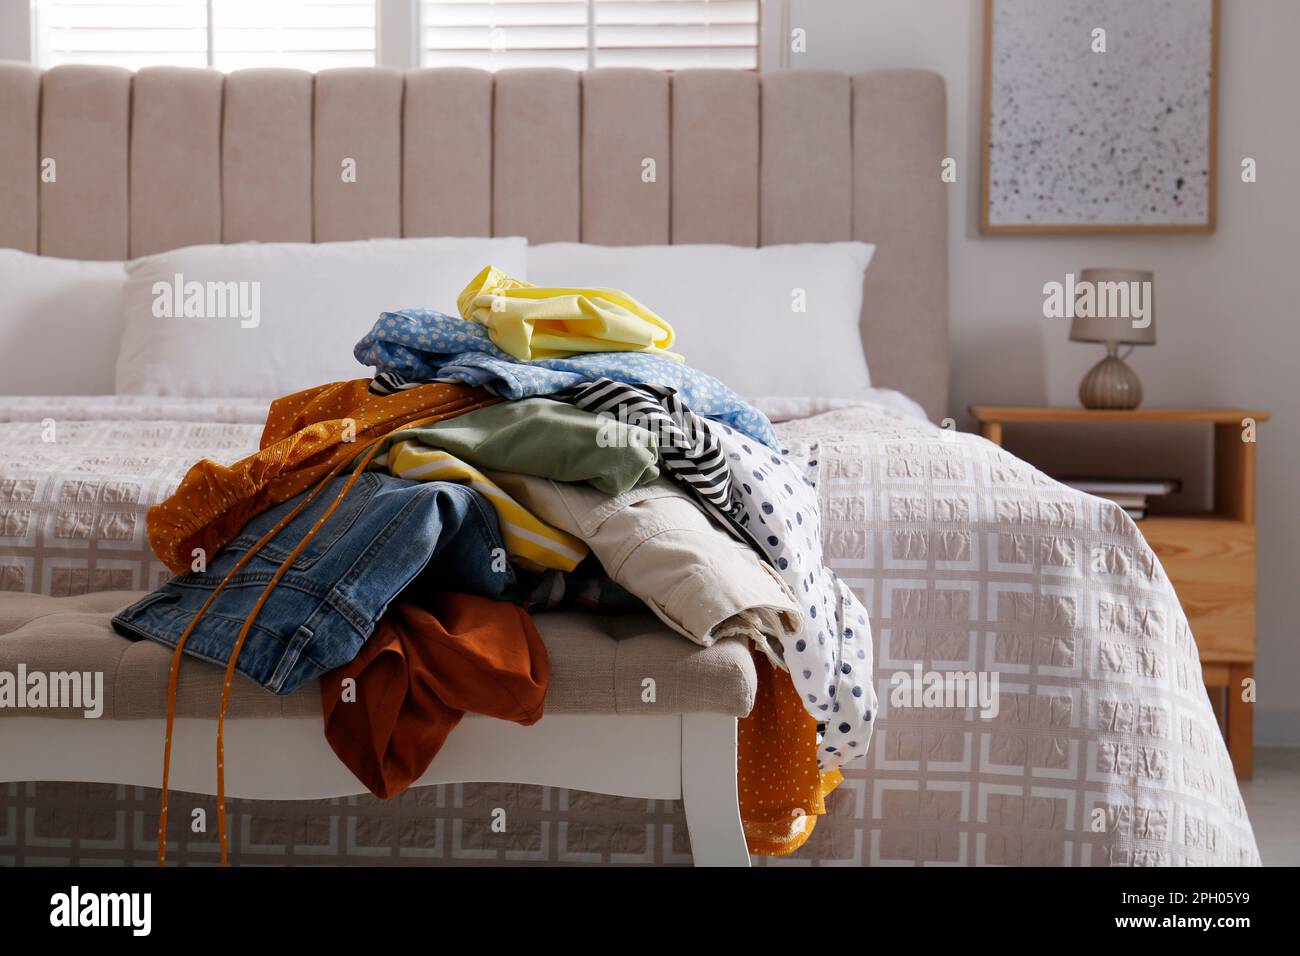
[112,473,516,694]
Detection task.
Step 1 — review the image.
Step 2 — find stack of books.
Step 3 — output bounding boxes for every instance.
[1060,478,1181,520]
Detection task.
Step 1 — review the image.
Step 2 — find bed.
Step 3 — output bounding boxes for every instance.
[0,63,1259,866]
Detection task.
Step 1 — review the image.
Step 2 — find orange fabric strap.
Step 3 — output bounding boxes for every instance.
[157,413,448,866]
[155,452,355,865]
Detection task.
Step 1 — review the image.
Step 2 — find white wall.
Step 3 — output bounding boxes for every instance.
[769,0,1300,743]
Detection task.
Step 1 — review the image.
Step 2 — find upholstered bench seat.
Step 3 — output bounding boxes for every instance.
[0,592,758,720]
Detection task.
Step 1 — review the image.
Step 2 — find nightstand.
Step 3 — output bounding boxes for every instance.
[969,406,1270,780]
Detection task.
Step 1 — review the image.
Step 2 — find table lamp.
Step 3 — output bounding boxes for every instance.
[1069,268,1156,409]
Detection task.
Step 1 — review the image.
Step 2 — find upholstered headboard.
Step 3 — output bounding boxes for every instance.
[0,64,949,418]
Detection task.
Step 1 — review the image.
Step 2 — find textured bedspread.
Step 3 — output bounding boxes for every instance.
[777,403,1259,866]
[0,398,266,596]
[0,396,1260,865]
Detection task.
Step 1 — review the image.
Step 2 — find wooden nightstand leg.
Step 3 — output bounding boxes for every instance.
[980,422,1003,446]
[1226,662,1254,780]
[1213,423,1256,523]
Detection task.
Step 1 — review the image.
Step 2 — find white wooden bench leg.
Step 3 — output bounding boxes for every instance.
[681,713,751,867]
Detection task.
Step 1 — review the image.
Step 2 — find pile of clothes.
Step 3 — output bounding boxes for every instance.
[112,265,877,859]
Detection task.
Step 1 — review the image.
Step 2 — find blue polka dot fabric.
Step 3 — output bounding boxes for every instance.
[712,425,877,770]
[354,310,779,449]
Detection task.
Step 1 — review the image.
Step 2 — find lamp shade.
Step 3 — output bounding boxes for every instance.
[1068,269,1156,346]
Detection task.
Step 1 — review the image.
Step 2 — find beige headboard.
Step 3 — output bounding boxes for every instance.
[0,64,949,418]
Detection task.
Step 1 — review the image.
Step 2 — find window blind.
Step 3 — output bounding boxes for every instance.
[34,0,377,71]
[594,0,758,69]
[35,0,210,69]
[212,0,376,71]
[420,0,758,70]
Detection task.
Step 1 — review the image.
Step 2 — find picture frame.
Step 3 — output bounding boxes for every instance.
[981,0,1220,234]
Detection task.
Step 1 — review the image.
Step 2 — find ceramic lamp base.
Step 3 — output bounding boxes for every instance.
[1079,351,1143,410]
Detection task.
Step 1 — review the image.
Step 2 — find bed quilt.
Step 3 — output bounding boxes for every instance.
[0,396,1260,866]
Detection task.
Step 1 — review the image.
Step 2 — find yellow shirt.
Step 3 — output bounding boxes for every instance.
[456,265,681,362]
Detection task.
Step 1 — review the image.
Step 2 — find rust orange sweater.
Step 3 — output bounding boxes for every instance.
[321,595,550,800]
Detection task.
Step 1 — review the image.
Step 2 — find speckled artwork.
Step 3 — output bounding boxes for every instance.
[984,0,1216,231]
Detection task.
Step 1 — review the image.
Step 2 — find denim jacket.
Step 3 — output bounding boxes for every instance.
[112,472,516,695]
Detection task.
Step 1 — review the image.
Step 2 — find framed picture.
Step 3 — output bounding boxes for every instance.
[981,0,1219,234]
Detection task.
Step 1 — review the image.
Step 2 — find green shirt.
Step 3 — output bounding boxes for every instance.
[371,397,660,496]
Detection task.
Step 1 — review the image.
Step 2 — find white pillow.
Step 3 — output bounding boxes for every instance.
[115,236,528,398]
[0,249,127,395]
[527,241,874,399]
